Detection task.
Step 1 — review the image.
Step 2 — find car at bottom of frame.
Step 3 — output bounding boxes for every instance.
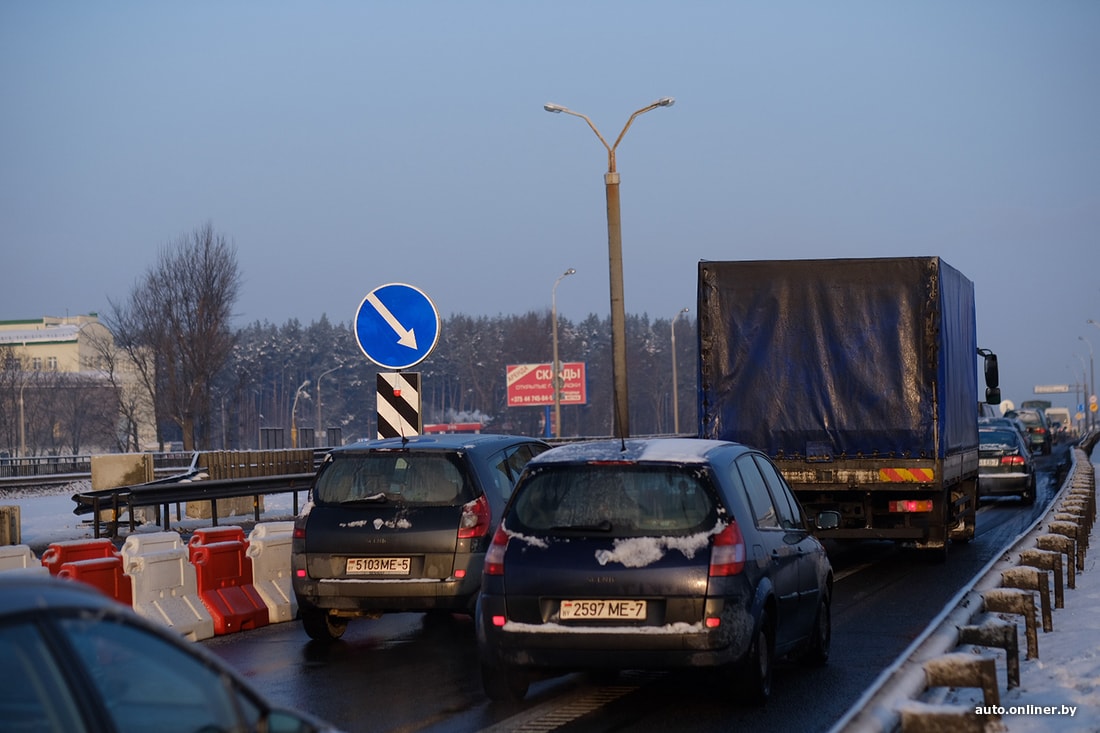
[0,573,341,733]
[476,437,841,706]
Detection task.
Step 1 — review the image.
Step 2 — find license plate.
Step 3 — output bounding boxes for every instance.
[346,557,411,575]
[979,458,999,467]
[560,599,646,620]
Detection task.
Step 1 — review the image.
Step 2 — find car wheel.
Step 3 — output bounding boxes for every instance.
[1022,477,1036,506]
[301,606,348,643]
[482,662,529,702]
[805,590,831,666]
[735,612,774,706]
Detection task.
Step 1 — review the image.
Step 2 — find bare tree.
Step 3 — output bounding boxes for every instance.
[108,223,241,450]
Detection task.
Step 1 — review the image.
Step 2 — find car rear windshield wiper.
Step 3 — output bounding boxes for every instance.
[550,519,613,533]
[341,493,389,505]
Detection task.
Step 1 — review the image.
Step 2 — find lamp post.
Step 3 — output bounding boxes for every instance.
[1080,334,1095,430]
[18,379,27,458]
[315,366,343,448]
[670,307,689,435]
[545,97,674,438]
[551,268,577,440]
[291,379,310,448]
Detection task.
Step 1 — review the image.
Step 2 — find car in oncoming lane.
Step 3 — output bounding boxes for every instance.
[0,573,339,733]
[978,425,1036,504]
[292,433,550,642]
[476,438,841,705]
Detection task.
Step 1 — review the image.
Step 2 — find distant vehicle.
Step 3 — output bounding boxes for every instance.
[0,573,340,733]
[292,433,550,642]
[979,416,1031,454]
[1045,407,1073,440]
[978,426,1036,504]
[476,438,840,705]
[1004,408,1052,455]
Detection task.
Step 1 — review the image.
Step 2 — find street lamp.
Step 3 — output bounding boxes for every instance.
[291,379,311,448]
[671,307,689,435]
[545,97,675,438]
[18,379,27,458]
[315,365,344,448]
[551,268,577,440]
[1080,334,1095,430]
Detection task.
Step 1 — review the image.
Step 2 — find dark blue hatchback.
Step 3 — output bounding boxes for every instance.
[292,433,549,642]
[476,438,839,705]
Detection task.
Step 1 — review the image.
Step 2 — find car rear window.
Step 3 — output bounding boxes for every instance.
[508,464,715,537]
[313,452,472,506]
[980,429,1020,448]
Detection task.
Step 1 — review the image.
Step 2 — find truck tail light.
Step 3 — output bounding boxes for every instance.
[888,500,934,513]
[458,495,492,539]
[709,522,746,576]
[484,526,509,575]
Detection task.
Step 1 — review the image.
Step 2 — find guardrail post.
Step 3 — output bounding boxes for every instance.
[958,617,1020,688]
[1018,548,1064,609]
[981,588,1039,659]
[1036,533,1076,588]
[1048,519,1086,574]
[999,566,1052,632]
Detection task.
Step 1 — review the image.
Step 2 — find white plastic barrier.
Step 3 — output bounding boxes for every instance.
[121,531,214,642]
[247,521,297,623]
[0,544,48,575]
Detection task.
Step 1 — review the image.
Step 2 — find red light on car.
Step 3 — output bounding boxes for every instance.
[1001,455,1026,466]
[454,569,466,579]
[709,522,746,576]
[888,500,934,513]
[458,495,492,539]
[492,615,507,627]
[705,616,721,628]
[295,569,307,578]
[484,526,509,575]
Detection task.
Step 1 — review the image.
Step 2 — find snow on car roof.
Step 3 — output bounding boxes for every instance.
[529,437,742,465]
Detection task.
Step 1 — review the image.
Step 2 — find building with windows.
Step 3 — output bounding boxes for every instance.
[0,315,157,455]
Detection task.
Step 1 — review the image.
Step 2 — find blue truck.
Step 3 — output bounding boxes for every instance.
[697,256,1000,559]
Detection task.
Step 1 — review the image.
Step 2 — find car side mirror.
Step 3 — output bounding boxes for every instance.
[815,510,840,531]
[978,349,1000,405]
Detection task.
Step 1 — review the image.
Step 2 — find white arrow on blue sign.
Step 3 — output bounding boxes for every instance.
[354,283,440,370]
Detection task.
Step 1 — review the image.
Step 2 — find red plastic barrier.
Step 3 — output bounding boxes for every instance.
[190,526,249,546]
[41,538,119,576]
[57,556,133,606]
[188,531,269,635]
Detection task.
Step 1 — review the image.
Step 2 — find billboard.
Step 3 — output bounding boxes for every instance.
[507,363,587,407]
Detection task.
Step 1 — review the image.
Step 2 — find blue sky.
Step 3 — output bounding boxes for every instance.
[2,2,1098,413]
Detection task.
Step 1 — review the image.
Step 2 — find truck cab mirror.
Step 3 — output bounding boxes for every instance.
[978,348,1000,405]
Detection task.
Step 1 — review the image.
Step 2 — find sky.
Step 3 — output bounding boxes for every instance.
[2,2,1098,413]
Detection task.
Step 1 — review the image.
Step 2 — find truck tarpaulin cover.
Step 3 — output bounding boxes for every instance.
[697,257,979,459]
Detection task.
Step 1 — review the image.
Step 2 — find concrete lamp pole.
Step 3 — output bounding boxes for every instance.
[544,97,675,438]
[671,307,689,435]
[291,379,311,449]
[551,268,576,440]
[18,379,27,458]
[315,365,343,448]
[1081,331,1096,430]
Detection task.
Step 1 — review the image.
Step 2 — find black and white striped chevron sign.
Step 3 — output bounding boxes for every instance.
[376,372,422,438]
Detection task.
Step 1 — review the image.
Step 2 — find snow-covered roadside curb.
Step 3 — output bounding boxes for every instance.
[830,441,1098,733]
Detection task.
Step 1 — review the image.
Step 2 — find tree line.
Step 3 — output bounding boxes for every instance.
[1,224,698,456]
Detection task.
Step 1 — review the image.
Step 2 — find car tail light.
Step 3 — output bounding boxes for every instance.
[888,500,934,513]
[458,495,492,539]
[484,526,509,575]
[709,522,745,576]
[1001,455,1026,466]
[292,526,305,540]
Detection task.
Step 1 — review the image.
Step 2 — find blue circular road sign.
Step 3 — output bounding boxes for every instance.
[354,283,440,370]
